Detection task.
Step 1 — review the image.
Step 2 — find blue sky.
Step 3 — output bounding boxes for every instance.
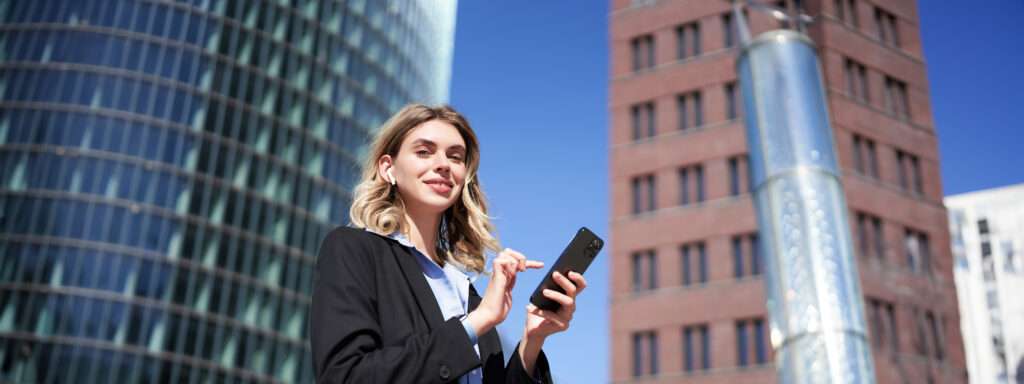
[448,1,1022,383]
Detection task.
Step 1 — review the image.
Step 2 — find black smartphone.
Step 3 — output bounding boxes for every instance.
[529,227,604,311]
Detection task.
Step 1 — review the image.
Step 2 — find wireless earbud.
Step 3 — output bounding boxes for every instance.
[387,169,396,186]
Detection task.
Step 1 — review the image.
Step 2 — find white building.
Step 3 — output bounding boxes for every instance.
[946,183,1024,383]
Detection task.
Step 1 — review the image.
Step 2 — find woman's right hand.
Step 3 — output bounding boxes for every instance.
[465,248,543,336]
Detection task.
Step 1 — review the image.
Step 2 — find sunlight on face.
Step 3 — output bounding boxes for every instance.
[391,119,468,215]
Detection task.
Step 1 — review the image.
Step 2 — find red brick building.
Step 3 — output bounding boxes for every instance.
[608,0,966,382]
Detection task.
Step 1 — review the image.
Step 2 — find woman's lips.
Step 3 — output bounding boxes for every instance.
[426,181,452,194]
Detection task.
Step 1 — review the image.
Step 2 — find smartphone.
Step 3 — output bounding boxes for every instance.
[529,227,604,311]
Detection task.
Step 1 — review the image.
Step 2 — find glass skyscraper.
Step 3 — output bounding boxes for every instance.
[0,0,455,382]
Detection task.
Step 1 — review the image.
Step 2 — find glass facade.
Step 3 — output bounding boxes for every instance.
[0,0,456,382]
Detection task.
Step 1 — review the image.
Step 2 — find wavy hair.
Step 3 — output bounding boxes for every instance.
[348,104,499,273]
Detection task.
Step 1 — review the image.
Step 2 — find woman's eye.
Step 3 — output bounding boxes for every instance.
[416,150,430,156]
[449,155,464,162]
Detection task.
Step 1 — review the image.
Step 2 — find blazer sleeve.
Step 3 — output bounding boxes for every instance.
[506,342,553,384]
[310,229,482,384]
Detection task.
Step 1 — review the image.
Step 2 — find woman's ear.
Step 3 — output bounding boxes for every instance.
[377,155,394,184]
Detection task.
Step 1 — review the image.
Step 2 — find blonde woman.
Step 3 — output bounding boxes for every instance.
[310,104,587,383]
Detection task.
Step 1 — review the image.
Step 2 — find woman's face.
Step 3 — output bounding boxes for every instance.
[382,119,468,216]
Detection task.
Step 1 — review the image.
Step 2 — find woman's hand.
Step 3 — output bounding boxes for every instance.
[524,271,587,340]
[465,249,543,336]
[517,270,587,375]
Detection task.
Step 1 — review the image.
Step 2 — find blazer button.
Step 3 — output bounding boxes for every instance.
[439,365,451,380]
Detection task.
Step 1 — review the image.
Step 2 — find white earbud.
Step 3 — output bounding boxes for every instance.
[387,169,396,186]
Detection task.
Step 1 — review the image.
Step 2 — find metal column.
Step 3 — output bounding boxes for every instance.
[735,8,877,383]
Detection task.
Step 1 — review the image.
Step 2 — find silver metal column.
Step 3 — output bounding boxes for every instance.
[735,8,877,383]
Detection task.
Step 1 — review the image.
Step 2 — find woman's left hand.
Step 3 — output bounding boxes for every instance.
[523,271,587,341]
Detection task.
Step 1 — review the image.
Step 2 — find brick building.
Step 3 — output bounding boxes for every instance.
[608,0,966,382]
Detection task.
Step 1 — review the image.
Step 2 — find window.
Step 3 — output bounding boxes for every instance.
[678,164,704,205]
[631,174,656,214]
[676,22,701,60]
[844,58,869,103]
[722,13,735,48]
[866,298,899,353]
[911,308,928,356]
[904,228,931,275]
[631,102,656,140]
[733,233,761,278]
[977,219,989,235]
[728,155,751,196]
[632,330,658,377]
[677,90,703,130]
[895,149,923,195]
[874,7,900,47]
[632,250,657,291]
[834,0,859,28]
[631,34,656,72]
[683,324,710,372]
[681,242,707,286]
[725,82,740,120]
[855,212,884,260]
[736,318,768,367]
[926,311,944,360]
[851,134,878,178]
[884,76,910,119]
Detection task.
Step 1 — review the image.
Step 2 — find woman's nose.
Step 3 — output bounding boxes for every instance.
[433,154,451,172]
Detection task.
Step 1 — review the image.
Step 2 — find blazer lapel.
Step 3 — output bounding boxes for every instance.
[389,242,445,331]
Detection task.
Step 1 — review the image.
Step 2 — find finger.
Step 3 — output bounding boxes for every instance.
[568,271,588,294]
[524,260,545,269]
[542,289,575,308]
[504,248,528,271]
[552,271,577,297]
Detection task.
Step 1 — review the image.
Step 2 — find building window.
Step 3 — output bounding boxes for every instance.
[855,211,884,260]
[851,134,879,178]
[844,58,869,103]
[631,102,656,140]
[736,318,768,367]
[632,250,657,291]
[677,90,703,130]
[874,7,900,47]
[722,13,735,48]
[632,330,659,377]
[683,324,711,372]
[834,0,859,28]
[725,82,740,120]
[676,22,701,60]
[895,149,923,195]
[866,298,899,353]
[904,227,931,275]
[631,174,656,214]
[631,34,656,72]
[977,218,989,235]
[884,76,910,119]
[733,233,761,278]
[926,311,944,361]
[681,242,707,286]
[728,155,751,196]
[678,164,705,205]
[911,308,928,357]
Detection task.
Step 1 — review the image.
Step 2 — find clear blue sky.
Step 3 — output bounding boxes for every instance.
[448,1,1023,383]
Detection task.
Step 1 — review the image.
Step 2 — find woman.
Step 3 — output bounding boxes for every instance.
[310,104,587,383]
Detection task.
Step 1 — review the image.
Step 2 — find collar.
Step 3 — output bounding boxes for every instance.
[383,230,480,283]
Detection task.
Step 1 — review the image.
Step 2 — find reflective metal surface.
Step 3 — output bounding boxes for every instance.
[738,29,876,383]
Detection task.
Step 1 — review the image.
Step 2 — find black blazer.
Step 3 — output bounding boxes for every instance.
[310,227,552,383]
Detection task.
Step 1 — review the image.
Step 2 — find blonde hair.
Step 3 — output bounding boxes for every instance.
[349,104,499,273]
